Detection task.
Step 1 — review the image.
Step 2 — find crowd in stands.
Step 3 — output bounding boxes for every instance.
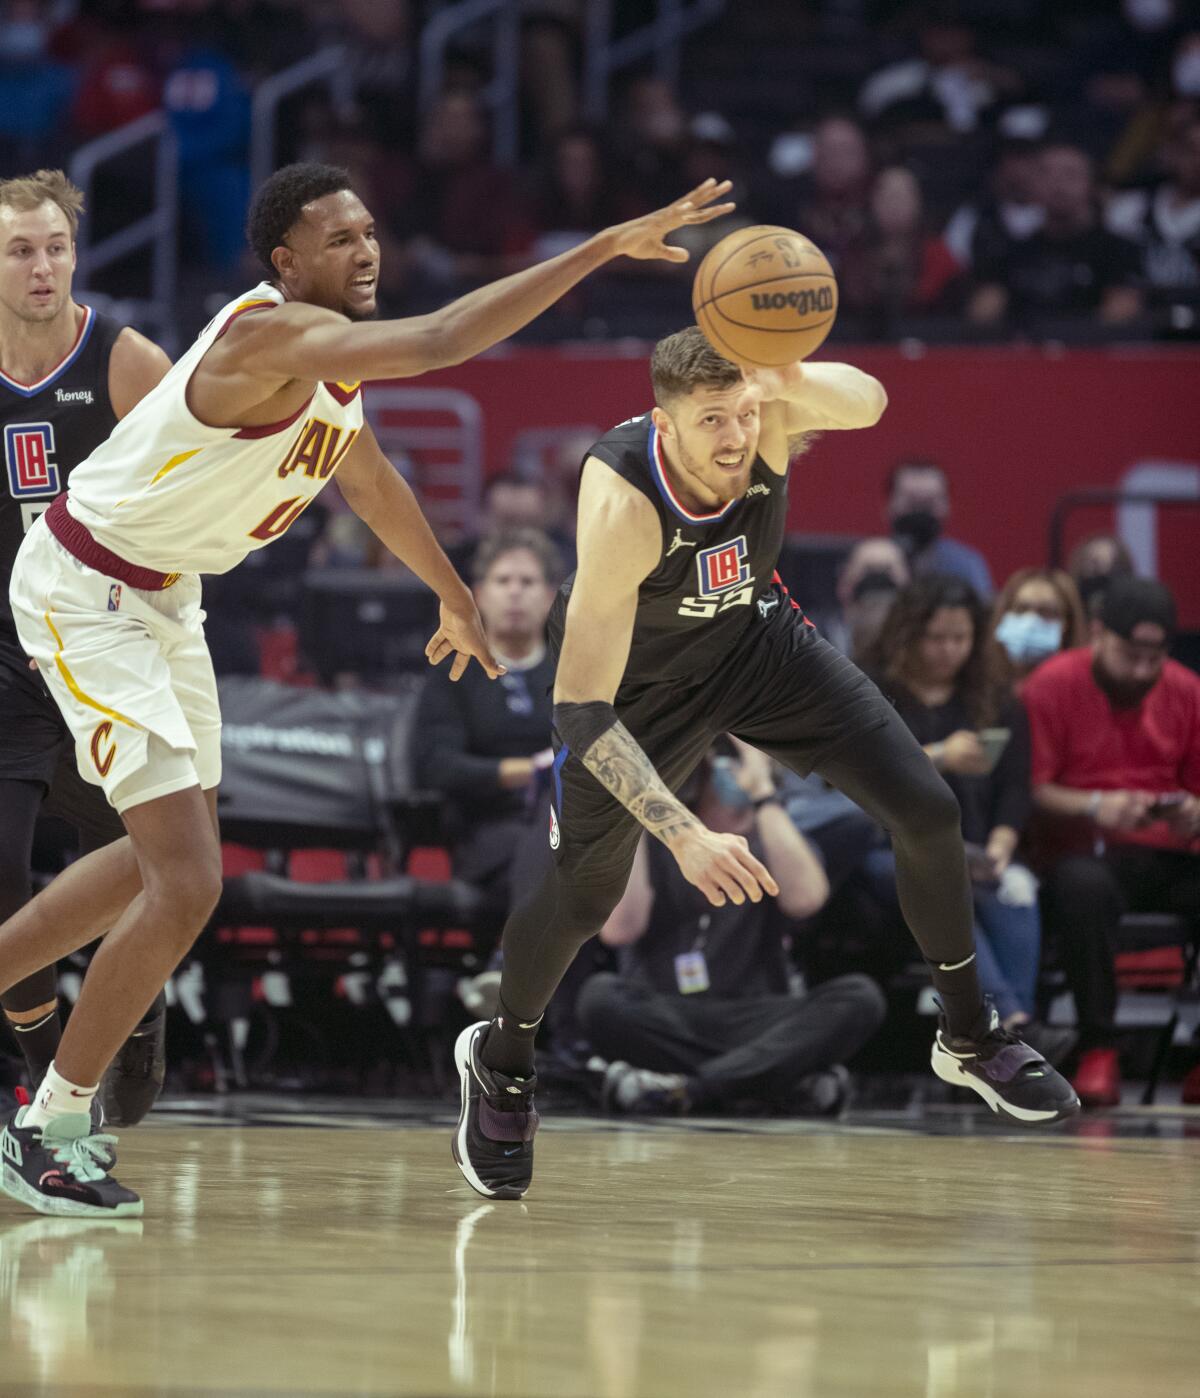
[6,0,1200,341]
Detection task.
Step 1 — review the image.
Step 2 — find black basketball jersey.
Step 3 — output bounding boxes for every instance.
[554,412,791,686]
[0,306,123,636]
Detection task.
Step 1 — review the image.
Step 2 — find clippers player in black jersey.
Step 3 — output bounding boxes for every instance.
[453,326,1079,1198]
[0,170,171,1125]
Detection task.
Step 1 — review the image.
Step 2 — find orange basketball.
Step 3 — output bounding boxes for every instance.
[692,225,838,368]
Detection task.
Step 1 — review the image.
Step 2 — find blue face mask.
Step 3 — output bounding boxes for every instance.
[709,757,751,809]
[995,611,1063,665]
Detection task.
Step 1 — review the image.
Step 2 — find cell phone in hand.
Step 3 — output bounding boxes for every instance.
[963,842,999,886]
[977,728,1011,774]
[1148,792,1187,818]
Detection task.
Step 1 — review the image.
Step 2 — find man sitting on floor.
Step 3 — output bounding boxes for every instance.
[576,737,886,1115]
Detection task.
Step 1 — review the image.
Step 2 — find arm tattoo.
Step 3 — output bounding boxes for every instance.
[580,720,700,845]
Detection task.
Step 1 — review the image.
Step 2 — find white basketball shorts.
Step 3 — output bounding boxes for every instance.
[8,516,222,813]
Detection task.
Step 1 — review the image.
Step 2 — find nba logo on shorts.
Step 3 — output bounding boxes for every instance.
[108,583,122,612]
[695,536,750,597]
[3,423,59,498]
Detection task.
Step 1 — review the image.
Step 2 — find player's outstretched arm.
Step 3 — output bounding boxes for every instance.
[230,180,735,387]
[743,361,887,443]
[336,426,502,681]
[555,461,779,909]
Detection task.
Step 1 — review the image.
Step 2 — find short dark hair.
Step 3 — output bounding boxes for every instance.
[471,527,564,587]
[650,326,741,406]
[246,163,354,275]
[886,458,948,498]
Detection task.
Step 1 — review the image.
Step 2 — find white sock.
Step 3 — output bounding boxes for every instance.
[23,1061,98,1131]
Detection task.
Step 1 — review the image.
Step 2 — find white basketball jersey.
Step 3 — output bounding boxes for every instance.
[64,282,363,575]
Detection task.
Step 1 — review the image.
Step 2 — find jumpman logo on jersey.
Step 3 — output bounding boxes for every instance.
[666,528,697,557]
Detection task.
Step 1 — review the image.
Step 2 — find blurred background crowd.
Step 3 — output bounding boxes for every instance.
[6,0,1200,342]
[5,0,1199,1117]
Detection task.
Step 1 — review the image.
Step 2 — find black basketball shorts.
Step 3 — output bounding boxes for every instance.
[546,587,892,888]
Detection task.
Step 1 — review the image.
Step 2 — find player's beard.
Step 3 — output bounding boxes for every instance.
[676,437,753,505]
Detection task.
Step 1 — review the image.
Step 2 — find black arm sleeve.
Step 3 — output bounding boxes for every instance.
[553,700,619,757]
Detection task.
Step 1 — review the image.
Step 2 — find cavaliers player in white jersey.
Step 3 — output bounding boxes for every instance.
[0,162,734,1216]
[0,170,173,1129]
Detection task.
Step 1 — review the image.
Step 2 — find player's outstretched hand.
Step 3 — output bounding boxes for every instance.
[425,600,507,682]
[668,826,780,908]
[606,178,736,264]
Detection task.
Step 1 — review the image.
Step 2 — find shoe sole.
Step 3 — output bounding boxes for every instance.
[451,1022,526,1201]
[1,1163,143,1218]
[931,1042,1080,1125]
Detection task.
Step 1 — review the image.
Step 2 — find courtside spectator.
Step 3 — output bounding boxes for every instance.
[991,567,1088,681]
[864,578,1071,1061]
[1067,533,1136,620]
[578,740,884,1116]
[886,459,994,597]
[828,536,911,660]
[413,529,561,922]
[1025,577,1200,1106]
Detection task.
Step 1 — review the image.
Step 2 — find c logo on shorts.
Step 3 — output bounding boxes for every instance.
[90,721,116,778]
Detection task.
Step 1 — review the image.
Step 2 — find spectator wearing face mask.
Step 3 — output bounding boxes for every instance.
[1067,533,1136,620]
[885,459,994,598]
[991,568,1088,681]
[827,536,912,659]
[1025,577,1200,1106]
[863,578,1071,1060]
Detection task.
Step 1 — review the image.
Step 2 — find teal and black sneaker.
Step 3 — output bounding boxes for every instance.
[0,1109,142,1218]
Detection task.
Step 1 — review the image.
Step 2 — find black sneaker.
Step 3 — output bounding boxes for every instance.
[451,1022,539,1200]
[0,1109,142,1217]
[931,1002,1080,1125]
[99,992,167,1127]
[602,1061,690,1115]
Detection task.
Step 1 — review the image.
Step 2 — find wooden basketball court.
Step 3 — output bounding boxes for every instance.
[2,1103,1198,1397]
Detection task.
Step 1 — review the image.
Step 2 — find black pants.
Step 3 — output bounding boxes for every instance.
[577,971,886,1107]
[1041,846,1200,1049]
[497,599,973,1024]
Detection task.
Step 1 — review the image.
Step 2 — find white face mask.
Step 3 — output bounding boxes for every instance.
[1124,0,1175,32]
[1174,50,1200,98]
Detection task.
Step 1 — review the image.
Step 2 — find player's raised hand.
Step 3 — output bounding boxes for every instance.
[605,178,736,264]
[740,362,804,399]
[425,600,507,682]
[668,825,780,908]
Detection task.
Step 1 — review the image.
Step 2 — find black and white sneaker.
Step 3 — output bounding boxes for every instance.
[451,1022,539,1200]
[931,1002,1080,1125]
[99,991,167,1127]
[0,1108,142,1217]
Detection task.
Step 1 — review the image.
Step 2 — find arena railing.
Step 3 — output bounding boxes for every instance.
[69,111,180,356]
[249,46,354,204]
[418,0,727,163]
[582,0,727,122]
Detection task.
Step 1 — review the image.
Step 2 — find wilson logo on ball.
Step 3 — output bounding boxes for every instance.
[749,287,834,316]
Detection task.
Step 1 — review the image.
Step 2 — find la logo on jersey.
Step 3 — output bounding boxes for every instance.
[696,536,750,596]
[4,422,59,498]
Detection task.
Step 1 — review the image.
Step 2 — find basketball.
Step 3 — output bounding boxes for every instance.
[692,225,838,368]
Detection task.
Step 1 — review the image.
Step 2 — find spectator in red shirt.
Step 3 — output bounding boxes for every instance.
[1024,577,1200,1107]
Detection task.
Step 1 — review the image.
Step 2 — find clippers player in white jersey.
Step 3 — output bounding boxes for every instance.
[0,170,173,1129]
[0,162,733,1216]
